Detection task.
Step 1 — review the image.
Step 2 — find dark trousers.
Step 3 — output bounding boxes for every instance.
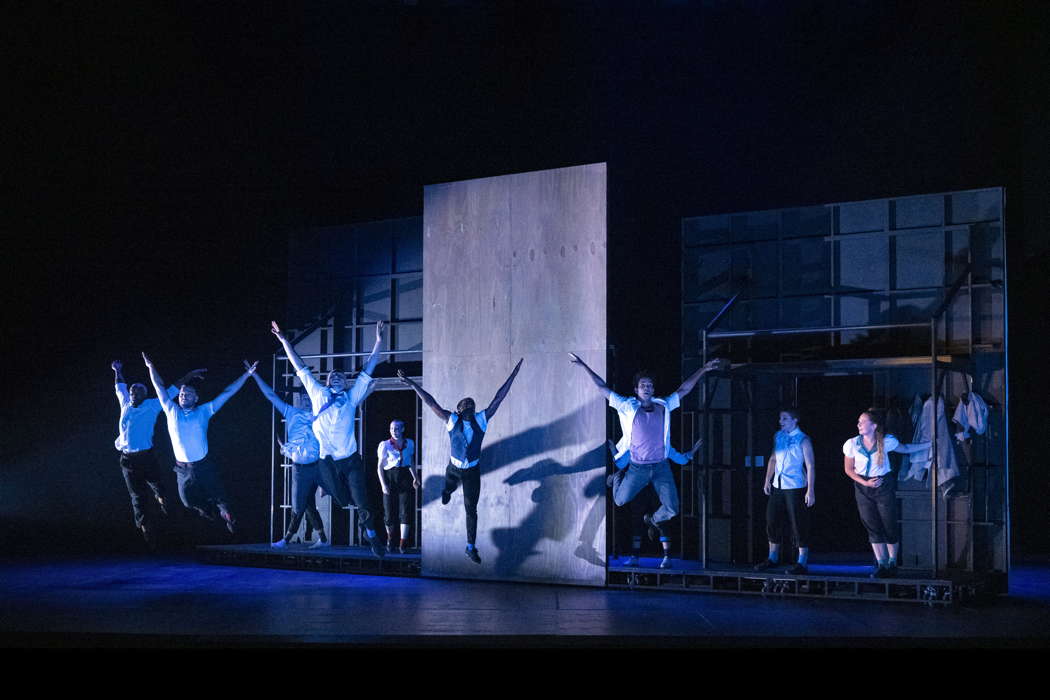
[119,449,168,528]
[443,462,481,545]
[318,453,375,532]
[854,477,899,544]
[382,468,415,528]
[765,486,810,549]
[283,462,325,542]
[173,455,230,517]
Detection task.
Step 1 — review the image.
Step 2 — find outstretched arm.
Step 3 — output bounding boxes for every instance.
[397,370,451,421]
[893,441,931,454]
[141,353,174,411]
[211,361,259,413]
[361,320,386,376]
[172,367,208,388]
[568,353,611,398]
[271,321,309,375]
[485,358,523,419]
[246,360,292,414]
[112,360,129,404]
[675,358,725,400]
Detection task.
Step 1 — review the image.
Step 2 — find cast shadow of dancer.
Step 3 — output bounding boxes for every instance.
[417,403,608,575]
[490,445,608,577]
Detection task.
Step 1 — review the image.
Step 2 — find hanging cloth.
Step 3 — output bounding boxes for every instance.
[953,392,989,441]
[902,395,960,484]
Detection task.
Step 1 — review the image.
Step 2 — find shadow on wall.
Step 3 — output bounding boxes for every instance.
[420,403,608,577]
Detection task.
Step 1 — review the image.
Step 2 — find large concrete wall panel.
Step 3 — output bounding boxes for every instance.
[422,163,607,585]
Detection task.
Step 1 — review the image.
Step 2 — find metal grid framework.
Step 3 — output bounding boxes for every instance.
[271,218,424,547]
[680,188,1008,583]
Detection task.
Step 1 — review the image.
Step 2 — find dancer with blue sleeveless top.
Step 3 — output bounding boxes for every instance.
[397,359,523,564]
[754,408,815,574]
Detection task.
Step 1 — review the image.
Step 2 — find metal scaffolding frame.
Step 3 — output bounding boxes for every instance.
[691,262,1008,579]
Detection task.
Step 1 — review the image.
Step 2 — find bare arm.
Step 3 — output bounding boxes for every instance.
[763,450,776,496]
[485,358,523,419]
[397,370,451,421]
[172,367,208,388]
[361,320,385,376]
[112,360,129,404]
[892,441,931,454]
[568,353,611,398]
[246,361,292,414]
[844,456,880,487]
[675,358,725,400]
[141,353,173,411]
[803,437,816,506]
[271,321,309,375]
[210,361,258,413]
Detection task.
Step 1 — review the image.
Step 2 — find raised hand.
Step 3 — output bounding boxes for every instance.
[142,352,153,367]
[396,369,412,386]
[270,321,285,340]
[568,352,582,365]
[704,358,726,372]
[376,319,385,342]
[244,360,259,375]
[111,360,123,371]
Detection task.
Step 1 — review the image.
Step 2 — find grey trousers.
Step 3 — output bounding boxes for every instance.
[613,460,679,524]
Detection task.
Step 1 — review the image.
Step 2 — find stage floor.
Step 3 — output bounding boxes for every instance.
[2,554,1048,647]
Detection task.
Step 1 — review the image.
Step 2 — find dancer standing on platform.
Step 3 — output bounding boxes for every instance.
[377,419,419,553]
[112,360,207,546]
[246,362,333,549]
[270,320,387,558]
[397,359,523,564]
[142,353,256,533]
[843,408,929,578]
[570,353,723,569]
[754,408,815,574]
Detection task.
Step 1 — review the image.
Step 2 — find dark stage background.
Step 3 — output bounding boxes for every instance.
[6,1,1048,557]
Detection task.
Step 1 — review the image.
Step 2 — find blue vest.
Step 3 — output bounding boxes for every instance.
[449,413,485,465]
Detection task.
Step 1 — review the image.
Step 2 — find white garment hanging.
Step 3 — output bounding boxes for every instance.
[953,392,989,441]
[903,396,960,484]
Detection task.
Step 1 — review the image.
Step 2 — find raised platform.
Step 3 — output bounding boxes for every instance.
[197,545,1004,605]
[608,556,1003,605]
[196,543,422,577]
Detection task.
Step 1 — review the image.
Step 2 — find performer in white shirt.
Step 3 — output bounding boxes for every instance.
[271,320,387,558]
[377,419,419,553]
[569,353,723,569]
[112,359,206,546]
[754,408,816,574]
[143,353,256,534]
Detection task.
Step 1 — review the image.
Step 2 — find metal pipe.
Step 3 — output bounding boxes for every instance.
[709,322,928,339]
[930,317,939,577]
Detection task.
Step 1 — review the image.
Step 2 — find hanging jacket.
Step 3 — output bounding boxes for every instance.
[902,396,960,484]
[953,392,989,440]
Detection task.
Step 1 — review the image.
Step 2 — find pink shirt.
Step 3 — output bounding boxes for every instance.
[630,403,666,464]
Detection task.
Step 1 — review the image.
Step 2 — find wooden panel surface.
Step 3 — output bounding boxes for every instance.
[422,163,607,585]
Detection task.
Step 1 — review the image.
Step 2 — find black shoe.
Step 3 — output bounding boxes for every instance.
[441,491,451,505]
[140,525,157,549]
[465,546,481,564]
[643,514,664,542]
[785,563,808,575]
[195,507,215,521]
[362,529,386,558]
[753,558,778,571]
[872,565,893,579]
[155,496,169,517]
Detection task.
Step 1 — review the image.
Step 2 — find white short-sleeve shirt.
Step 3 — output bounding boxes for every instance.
[608,392,680,468]
[114,383,178,452]
[843,434,900,478]
[162,401,218,463]
[772,428,809,489]
[378,438,415,471]
[296,368,374,460]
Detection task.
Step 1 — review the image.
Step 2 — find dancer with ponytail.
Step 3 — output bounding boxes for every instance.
[843,408,928,578]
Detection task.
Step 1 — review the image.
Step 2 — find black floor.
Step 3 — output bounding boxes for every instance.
[2,553,1049,648]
